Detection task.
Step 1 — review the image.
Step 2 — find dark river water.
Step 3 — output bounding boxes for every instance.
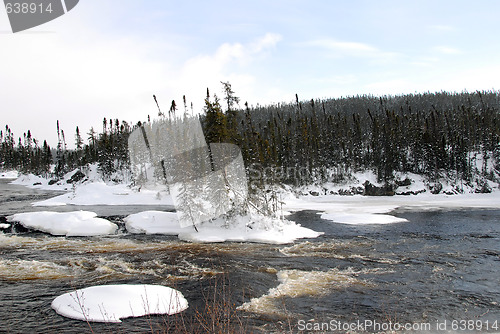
[0,179,499,333]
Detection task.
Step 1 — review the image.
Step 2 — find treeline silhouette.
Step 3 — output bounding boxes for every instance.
[226,90,500,186]
[0,118,132,179]
[1,87,499,188]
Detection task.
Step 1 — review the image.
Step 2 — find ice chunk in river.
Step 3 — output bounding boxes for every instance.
[51,284,188,322]
[7,211,117,236]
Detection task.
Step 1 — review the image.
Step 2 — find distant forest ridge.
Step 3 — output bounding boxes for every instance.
[1,88,499,188]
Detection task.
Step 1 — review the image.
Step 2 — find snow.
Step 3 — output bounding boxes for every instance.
[125,211,184,235]
[33,181,173,207]
[0,223,10,229]
[51,284,188,323]
[284,191,500,225]
[6,209,321,243]
[8,167,500,240]
[321,212,407,225]
[280,169,500,225]
[11,173,70,191]
[7,165,173,207]
[125,211,322,244]
[7,211,117,236]
[0,170,18,179]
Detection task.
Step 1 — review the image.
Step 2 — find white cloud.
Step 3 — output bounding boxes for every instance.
[0,29,170,146]
[308,39,377,55]
[433,46,462,54]
[305,38,400,61]
[429,24,456,32]
[409,56,440,67]
[251,33,283,53]
[0,8,282,146]
[162,33,282,110]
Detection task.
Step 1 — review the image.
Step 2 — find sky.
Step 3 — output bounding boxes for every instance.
[1,0,500,147]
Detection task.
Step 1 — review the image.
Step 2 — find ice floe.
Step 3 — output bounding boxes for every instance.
[7,211,117,236]
[5,209,321,244]
[51,284,188,322]
[283,190,500,225]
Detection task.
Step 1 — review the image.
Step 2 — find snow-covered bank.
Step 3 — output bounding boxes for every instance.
[52,284,188,323]
[10,168,173,206]
[278,170,500,225]
[7,211,117,236]
[284,189,500,225]
[33,182,173,207]
[0,170,18,179]
[294,171,499,197]
[11,173,73,191]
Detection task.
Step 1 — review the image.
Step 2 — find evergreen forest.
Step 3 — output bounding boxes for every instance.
[1,85,499,190]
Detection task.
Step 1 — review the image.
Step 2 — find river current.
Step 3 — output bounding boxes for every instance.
[0,179,499,333]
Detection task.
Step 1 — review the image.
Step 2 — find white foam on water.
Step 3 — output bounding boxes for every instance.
[0,233,146,251]
[0,259,76,280]
[279,241,400,264]
[51,284,188,323]
[66,256,221,281]
[238,268,373,315]
[0,234,222,280]
[280,240,371,257]
[0,232,268,258]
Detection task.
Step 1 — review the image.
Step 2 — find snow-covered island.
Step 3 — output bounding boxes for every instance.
[51,284,188,323]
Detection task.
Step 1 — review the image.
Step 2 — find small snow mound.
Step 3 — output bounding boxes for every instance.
[0,171,19,179]
[125,211,183,235]
[7,211,117,236]
[51,284,188,323]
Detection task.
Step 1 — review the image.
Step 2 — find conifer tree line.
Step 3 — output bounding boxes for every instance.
[1,118,135,178]
[1,85,499,188]
[203,87,500,186]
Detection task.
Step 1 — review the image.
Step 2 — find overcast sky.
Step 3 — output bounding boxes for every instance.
[1,0,500,147]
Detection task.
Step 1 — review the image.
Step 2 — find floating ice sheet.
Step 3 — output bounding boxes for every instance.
[7,211,117,236]
[52,284,188,323]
